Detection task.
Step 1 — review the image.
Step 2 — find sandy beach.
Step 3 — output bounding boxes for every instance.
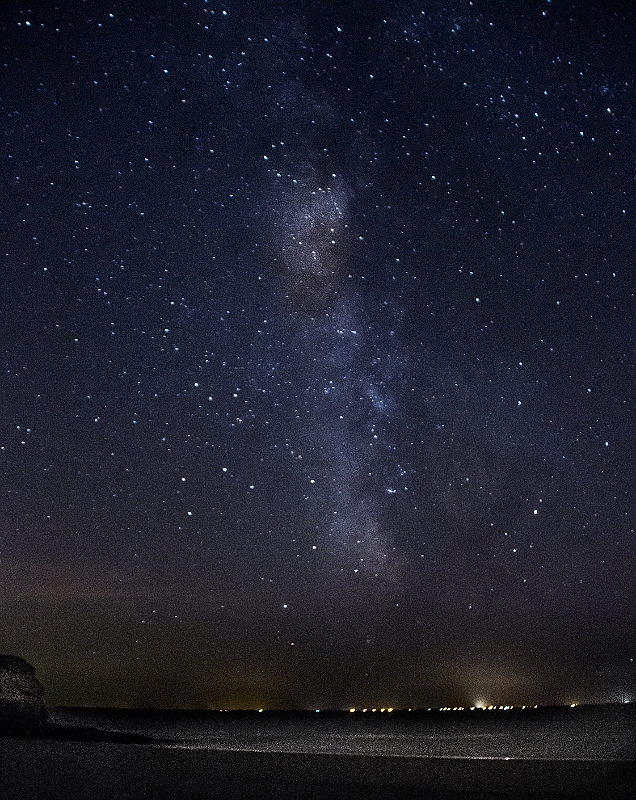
[1,738,635,799]
[1,706,635,799]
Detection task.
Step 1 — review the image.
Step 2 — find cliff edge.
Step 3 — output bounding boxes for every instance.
[0,654,47,732]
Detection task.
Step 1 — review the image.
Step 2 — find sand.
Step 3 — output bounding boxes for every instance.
[2,706,635,799]
[1,736,635,799]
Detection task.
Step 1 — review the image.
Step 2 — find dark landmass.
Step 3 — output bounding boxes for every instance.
[0,719,180,744]
[0,655,46,729]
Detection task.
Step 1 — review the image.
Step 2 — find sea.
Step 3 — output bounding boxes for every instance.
[2,704,634,799]
[46,703,635,760]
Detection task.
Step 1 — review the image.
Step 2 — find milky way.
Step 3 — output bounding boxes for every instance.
[260,156,409,586]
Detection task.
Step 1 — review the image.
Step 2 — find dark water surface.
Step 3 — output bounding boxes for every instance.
[47,703,635,759]
[1,705,634,799]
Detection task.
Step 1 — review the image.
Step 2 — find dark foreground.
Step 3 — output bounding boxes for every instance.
[1,739,635,800]
[1,705,634,799]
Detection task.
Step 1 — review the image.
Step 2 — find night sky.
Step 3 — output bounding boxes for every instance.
[1,0,634,710]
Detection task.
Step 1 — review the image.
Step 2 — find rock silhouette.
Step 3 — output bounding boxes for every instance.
[0,654,47,731]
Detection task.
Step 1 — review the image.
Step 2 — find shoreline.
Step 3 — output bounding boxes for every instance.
[1,737,635,799]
